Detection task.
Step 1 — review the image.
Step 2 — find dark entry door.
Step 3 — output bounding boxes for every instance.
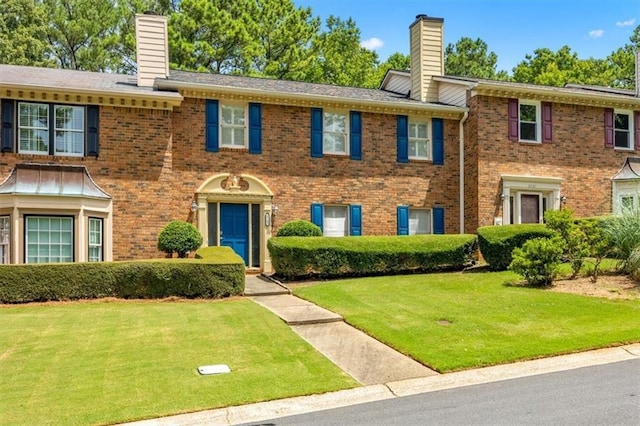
[220,203,249,264]
[521,194,540,223]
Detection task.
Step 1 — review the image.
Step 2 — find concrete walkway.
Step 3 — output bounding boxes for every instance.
[245,275,436,385]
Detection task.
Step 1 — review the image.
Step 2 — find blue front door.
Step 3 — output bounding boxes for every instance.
[220,203,249,264]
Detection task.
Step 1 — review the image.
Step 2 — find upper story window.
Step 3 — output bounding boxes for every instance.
[508,99,552,144]
[1,99,98,157]
[409,121,430,159]
[220,104,246,148]
[518,100,540,143]
[18,102,85,156]
[323,111,348,154]
[614,109,633,150]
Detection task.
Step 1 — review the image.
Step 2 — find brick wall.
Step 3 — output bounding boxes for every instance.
[473,95,630,228]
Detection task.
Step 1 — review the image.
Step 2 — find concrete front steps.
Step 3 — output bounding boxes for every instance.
[245,275,437,385]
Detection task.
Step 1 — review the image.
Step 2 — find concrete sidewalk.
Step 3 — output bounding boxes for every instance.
[245,275,436,385]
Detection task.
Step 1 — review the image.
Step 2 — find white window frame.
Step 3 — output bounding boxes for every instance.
[220,103,247,148]
[408,120,431,160]
[0,216,10,264]
[518,100,541,143]
[323,111,349,155]
[614,109,634,150]
[88,217,103,262]
[25,216,74,264]
[18,102,50,155]
[323,205,349,237]
[18,102,86,156]
[409,208,432,234]
[54,105,85,157]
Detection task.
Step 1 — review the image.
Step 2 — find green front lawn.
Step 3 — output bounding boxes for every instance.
[0,299,357,425]
[293,271,640,372]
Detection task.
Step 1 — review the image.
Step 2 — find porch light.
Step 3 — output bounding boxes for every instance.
[190,200,198,213]
[272,204,279,216]
[560,195,567,205]
[500,194,507,202]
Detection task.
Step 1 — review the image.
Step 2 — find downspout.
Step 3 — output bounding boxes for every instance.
[459,111,469,234]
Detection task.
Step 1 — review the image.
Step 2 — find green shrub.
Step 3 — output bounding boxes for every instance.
[157,220,203,258]
[509,237,564,286]
[276,220,322,237]
[477,224,555,271]
[268,234,478,280]
[602,214,640,272]
[544,209,588,278]
[0,249,245,304]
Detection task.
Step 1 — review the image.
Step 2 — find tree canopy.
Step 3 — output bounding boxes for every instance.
[1,0,638,90]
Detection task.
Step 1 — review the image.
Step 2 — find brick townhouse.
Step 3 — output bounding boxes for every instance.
[0,13,639,271]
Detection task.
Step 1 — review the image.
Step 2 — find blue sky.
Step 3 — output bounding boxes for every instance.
[293,0,640,73]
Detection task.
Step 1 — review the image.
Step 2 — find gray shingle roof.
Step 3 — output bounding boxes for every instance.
[166,69,429,105]
[0,64,180,100]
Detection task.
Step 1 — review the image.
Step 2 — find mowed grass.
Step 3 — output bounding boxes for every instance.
[293,271,640,372]
[0,299,357,425]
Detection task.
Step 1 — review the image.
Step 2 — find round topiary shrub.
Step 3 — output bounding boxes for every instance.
[157,220,203,258]
[276,220,322,237]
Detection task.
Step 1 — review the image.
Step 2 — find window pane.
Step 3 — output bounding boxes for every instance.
[615,113,629,131]
[323,206,348,237]
[520,122,537,141]
[88,218,103,262]
[18,103,49,154]
[520,104,537,122]
[323,133,346,153]
[25,217,73,264]
[409,209,431,235]
[615,130,630,148]
[232,128,244,146]
[0,216,10,264]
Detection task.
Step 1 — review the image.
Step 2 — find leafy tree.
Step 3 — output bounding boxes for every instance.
[304,15,379,87]
[444,37,507,80]
[544,209,589,278]
[604,25,640,89]
[0,0,54,67]
[42,0,124,71]
[366,51,410,88]
[169,0,258,73]
[250,0,320,80]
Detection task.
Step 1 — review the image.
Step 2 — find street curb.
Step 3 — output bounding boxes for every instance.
[123,343,640,425]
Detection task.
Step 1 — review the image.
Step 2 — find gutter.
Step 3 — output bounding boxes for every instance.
[459,111,469,234]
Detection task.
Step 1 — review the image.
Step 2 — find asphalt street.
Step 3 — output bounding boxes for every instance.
[250,359,640,425]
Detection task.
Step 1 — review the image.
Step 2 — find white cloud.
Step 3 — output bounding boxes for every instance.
[616,18,636,27]
[361,37,384,50]
[588,29,604,38]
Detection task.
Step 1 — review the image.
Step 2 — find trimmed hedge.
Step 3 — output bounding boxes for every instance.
[276,220,322,237]
[0,247,244,304]
[268,234,478,280]
[478,224,555,271]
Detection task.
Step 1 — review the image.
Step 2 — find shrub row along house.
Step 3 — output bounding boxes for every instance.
[0,13,639,272]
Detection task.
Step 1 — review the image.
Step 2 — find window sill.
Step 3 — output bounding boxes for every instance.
[323,152,349,157]
[219,146,248,152]
[408,157,432,162]
[517,140,542,145]
[614,147,634,151]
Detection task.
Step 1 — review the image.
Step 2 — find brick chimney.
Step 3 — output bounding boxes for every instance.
[409,14,444,102]
[135,12,169,87]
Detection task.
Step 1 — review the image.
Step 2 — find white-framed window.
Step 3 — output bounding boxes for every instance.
[323,205,348,237]
[54,105,85,156]
[0,216,10,264]
[18,102,49,154]
[614,109,634,150]
[409,209,431,234]
[18,102,86,156]
[220,104,246,148]
[25,216,73,264]
[409,121,430,159]
[88,217,103,262]
[323,111,348,154]
[519,100,540,143]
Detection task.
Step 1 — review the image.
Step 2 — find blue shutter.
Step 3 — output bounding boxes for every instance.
[86,105,99,157]
[397,115,408,163]
[1,99,15,153]
[310,203,324,231]
[432,118,444,165]
[433,207,445,234]
[311,108,323,158]
[350,111,362,160]
[205,100,219,152]
[397,206,409,235]
[248,102,262,154]
[349,204,362,236]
